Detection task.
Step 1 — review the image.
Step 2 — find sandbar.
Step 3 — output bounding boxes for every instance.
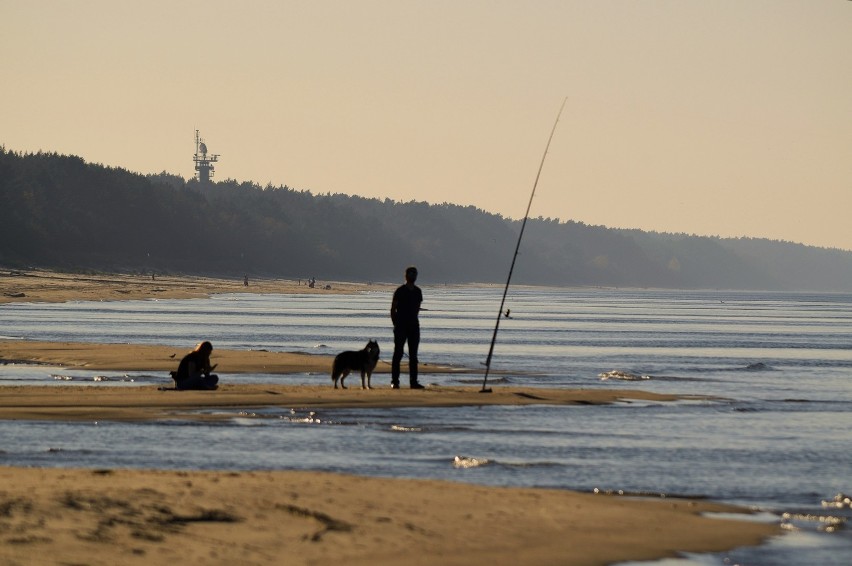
[0,382,701,421]
[0,339,710,421]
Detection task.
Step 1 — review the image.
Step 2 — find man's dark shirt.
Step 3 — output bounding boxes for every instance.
[392,284,422,328]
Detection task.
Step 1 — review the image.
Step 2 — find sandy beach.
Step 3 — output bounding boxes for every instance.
[0,466,777,566]
[0,268,382,304]
[0,269,781,564]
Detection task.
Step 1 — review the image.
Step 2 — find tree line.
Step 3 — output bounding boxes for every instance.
[2,147,851,291]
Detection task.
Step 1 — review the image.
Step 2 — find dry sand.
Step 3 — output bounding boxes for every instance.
[0,467,777,566]
[0,269,781,564]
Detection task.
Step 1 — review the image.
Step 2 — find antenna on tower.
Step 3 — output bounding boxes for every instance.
[193,129,220,183]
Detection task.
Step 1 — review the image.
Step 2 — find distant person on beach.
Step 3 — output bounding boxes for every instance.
[170,341,219,390]
[390,266,424,389]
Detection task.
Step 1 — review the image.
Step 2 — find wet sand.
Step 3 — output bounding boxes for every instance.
[0,381,703,421]
[0,269,780,564]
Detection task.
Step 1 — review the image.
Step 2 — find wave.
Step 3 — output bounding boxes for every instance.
[742,362,774,371]
[821,493,851,510]
[453,455,489,468]
[50,373,140,383]
[694,362,776,373]
[391,424,423,432]
[452,455,562,470]
[592,487,709,499]
[598,370,651,381]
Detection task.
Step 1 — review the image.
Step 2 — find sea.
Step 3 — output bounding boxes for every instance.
[1,286,850,565]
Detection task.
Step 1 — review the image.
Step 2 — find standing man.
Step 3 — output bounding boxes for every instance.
[390,266,425,389]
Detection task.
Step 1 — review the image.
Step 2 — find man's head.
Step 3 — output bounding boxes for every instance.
[405,266,418,283]
[195,341,213,354]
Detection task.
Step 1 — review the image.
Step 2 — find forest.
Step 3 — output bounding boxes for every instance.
[2,147,851,291]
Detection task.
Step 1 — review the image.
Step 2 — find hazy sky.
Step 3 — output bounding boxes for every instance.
[2,1,850,250]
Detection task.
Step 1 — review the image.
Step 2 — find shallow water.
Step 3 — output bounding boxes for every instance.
[1,287,851,564]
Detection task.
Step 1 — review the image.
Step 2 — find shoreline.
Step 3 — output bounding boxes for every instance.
[0,269,782,564]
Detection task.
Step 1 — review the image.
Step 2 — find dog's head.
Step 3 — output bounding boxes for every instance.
[366,339,380,359]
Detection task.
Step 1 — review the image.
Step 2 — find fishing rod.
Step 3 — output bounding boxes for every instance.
[480,97,567,393]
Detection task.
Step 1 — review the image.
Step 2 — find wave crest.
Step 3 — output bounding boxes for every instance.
[453,455,489,469]
[598,370,651,381]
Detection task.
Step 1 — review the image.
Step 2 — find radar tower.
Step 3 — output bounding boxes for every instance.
[193,130,220,183]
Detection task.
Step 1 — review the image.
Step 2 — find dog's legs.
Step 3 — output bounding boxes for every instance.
[333,369,351,389]
[365,371,372,390]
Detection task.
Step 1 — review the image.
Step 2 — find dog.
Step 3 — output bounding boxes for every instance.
[332,340,380,389]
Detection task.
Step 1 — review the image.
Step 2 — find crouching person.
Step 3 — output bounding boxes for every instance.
[170,341,219,390]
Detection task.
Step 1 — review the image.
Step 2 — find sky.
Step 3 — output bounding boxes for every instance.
[2,1,850,250]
